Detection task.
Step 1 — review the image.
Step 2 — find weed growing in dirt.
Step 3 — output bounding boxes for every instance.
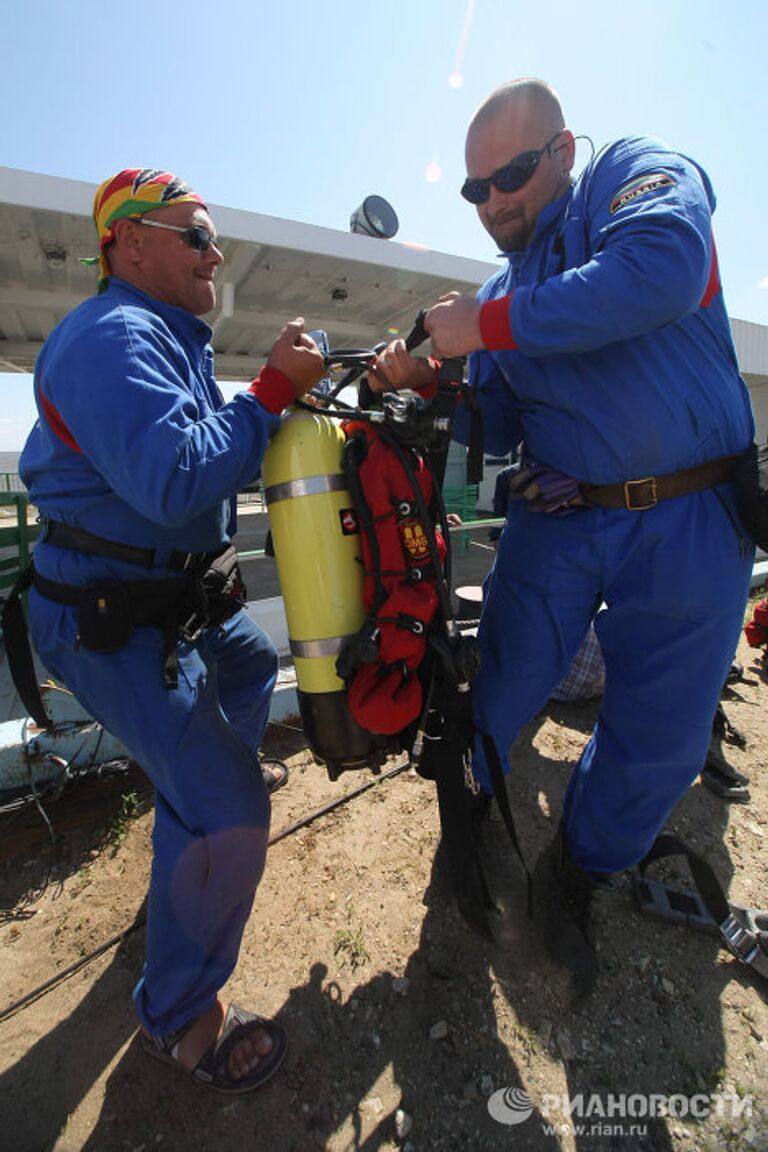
[333,925,370,969]
[108,791,140,855]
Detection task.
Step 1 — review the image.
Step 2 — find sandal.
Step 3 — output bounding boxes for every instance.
[140,1004,288,1095]
[262,760,289,793]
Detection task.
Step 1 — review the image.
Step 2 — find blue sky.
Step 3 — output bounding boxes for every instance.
[1,0,766,450]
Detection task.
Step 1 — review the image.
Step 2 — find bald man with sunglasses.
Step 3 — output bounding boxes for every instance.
[372,80,755,996]
[19,169,326,1091]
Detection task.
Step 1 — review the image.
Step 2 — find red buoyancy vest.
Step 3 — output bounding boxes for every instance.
[343,421,446,735]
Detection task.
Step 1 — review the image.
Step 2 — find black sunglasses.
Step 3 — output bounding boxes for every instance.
[461,131,563,205]
[138,218,220,253]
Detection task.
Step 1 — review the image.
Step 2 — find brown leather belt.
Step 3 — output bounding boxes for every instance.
[580,454,740,511]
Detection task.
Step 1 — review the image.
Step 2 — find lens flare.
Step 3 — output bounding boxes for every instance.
[449,0,475,87]
[425,160,442,184]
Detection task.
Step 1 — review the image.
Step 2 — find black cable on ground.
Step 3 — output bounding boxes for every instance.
[268,759,409,845]
[0,758,411,1024]
[0,923,140,1024]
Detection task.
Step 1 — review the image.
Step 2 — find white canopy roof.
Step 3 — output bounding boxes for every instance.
[1,166,765,439]
[0,166,498,379]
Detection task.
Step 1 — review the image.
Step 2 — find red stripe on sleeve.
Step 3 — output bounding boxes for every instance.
[479,295,517,349]
[700,236,721,308]
[249,365,297,413]
[38,385,82,453]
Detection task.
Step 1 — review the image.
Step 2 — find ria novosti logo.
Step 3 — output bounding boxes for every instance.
[487,1088,753,1130]
[486,1087,535,1125]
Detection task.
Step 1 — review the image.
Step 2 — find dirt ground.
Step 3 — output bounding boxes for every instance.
[0,532,767,1152]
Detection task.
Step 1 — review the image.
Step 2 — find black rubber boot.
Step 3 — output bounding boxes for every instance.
[701,741,750,802]
[535,828,611,1000]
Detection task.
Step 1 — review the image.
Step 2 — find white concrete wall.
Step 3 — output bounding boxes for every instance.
[745,374,768,442]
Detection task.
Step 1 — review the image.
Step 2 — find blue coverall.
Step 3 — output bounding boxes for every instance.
[454,137,755,873]
[20,277,283,1035]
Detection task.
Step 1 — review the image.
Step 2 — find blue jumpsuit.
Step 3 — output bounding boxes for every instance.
[20,277,285,1035]
[454,137,755,873]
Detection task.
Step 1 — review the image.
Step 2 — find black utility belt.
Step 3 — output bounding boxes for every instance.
[3,546,246,730]
[31,543,246,686]
[32,568,207,652]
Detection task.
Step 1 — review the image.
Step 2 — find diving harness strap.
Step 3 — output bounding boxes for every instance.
[634,832,768,982]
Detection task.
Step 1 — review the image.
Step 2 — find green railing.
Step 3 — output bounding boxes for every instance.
[0,473,27,494]
[0,493,40,608]
[442,484,479,552]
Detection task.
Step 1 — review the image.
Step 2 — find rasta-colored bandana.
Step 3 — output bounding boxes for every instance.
[86,168,206,289]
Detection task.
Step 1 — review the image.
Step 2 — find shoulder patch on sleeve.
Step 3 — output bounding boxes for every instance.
[609,172,676,214]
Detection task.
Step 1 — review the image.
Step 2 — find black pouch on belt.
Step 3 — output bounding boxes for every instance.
[201,545,247,627]
[77,582,133,651]
[734,441,768,552]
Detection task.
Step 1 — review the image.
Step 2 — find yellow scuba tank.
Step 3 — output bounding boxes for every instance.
[261,406,378,777]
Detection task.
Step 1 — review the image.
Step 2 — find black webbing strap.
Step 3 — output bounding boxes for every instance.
[467,408,485,486]
[480,731,533,918]
[1,566,51,729]
[404,309,429,353]
[43,520,155,568]
[42,519,212,573]
[639,833,768,980]
[464,359,485,486]
[341,433,388,619]
[432,739,496,941]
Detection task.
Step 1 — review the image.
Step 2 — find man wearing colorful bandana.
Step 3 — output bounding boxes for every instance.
[372,80,755,995]
[19,169,325,1090]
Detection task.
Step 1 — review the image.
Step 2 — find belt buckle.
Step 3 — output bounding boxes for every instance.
[180,611,204,642]
[624,476,657,510]
[721,912,758,966]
